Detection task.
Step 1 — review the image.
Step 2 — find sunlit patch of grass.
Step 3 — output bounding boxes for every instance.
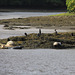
[50,12,75,16]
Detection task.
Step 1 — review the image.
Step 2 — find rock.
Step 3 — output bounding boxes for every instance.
[13,46,23,49]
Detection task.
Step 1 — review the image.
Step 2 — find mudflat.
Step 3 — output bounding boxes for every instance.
[0,15,75,30]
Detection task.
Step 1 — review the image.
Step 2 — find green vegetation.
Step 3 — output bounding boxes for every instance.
[66,0,75,13]
[0,32,75,49]
[0,0,66,9]
[50,12,75,16]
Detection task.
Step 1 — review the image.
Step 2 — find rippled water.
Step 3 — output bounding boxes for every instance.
[0,49,75,75]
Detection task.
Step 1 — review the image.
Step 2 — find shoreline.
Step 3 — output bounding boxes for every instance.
[0,8,67,12]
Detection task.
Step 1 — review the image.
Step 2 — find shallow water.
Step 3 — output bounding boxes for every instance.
[0,49,75,75]
[0,25,74,39]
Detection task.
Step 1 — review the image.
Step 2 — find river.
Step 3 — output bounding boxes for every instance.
[0,49,75,75]
[0,11,75,75]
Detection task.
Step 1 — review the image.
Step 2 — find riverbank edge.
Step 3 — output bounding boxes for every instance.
[0,8,67,12]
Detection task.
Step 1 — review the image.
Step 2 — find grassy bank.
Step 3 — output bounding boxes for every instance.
[50,12,75,16]
[0,32,75,49]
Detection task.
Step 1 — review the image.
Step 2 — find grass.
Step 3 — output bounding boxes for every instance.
[50,12,75,16]
[0,32,75,49]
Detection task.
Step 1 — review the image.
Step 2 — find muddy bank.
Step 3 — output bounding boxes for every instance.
[0,15,75,30]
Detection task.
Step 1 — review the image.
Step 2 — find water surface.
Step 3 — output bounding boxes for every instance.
[0,49,75,75]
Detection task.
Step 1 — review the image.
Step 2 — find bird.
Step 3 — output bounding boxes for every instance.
[54,29,58,35]
[24,33,27,36]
